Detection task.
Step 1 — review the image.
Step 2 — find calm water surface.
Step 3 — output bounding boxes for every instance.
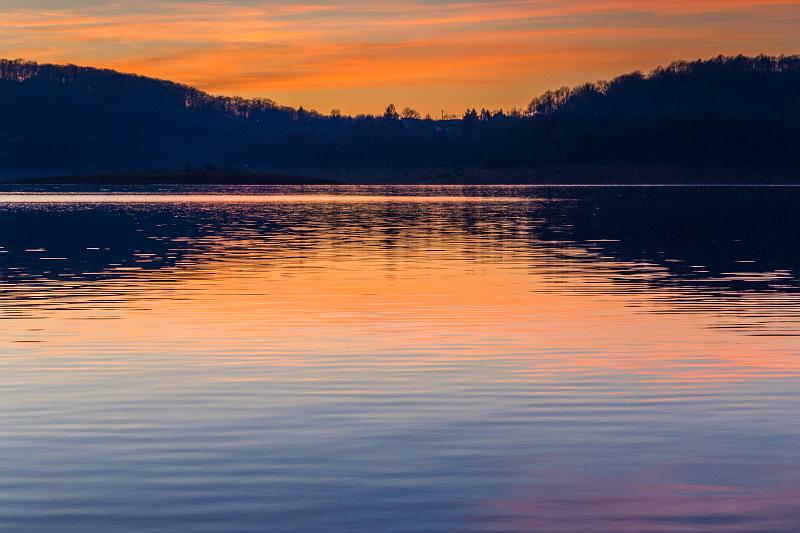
[2,185,800,532]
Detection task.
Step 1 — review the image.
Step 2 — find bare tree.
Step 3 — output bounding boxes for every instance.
[401,107,421,119]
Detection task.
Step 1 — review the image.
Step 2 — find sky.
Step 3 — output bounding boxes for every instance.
[1,0,799,116]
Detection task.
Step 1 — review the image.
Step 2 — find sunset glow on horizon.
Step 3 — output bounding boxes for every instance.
[2,0,799,115]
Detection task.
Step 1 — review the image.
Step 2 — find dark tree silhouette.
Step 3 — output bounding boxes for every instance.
[401,107,421,119]
[383,104,400,120]
[1,55,799,181]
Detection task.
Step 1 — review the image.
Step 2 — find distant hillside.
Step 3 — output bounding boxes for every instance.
[528,56,800,119]
[1,55,799,182]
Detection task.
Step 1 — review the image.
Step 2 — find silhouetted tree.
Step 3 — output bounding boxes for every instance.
[401,107,421,119]
[463,108,479,124]
[383,104,400,120]
[528,86,571,115]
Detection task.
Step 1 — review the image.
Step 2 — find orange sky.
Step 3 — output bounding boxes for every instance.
[1,0,799,115]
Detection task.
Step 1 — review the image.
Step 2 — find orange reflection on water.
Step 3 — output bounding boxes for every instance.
[2,198,799,386]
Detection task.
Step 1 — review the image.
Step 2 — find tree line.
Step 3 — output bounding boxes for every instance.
[1,54,799,178]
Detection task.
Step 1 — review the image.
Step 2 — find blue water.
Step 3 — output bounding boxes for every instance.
[1,186,800,532]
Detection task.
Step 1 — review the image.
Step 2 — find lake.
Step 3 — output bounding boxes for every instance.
[2,185,800,532]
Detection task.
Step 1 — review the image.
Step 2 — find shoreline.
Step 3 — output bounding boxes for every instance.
[2,170,338,186]
[2,164,799,186]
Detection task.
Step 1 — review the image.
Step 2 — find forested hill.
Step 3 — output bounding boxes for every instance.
[1,55,799,182]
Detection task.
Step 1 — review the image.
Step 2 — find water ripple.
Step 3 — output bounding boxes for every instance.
[2,186,800,532]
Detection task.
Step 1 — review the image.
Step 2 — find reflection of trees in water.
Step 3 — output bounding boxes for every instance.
[2,188,799,303]
[0,206,207,282]
[525,188,800,335]
[537,187,800,295]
